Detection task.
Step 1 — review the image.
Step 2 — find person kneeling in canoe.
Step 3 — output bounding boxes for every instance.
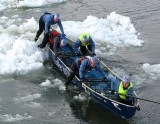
[108,76,134,105]
[65,56,108,88]
[74,33,96,56]
[38,30,75,57]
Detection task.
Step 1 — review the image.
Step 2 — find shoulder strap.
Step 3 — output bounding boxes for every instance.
[78,57,88,65]
[49,31,60,44]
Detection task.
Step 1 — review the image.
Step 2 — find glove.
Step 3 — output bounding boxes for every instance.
[61,33,66,39]
[34,37,38,42]
[92,53,96,56]
[103,77,108,82]
[111,90,115,94]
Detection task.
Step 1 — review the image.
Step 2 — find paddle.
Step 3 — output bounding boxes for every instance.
[109,91,160,104]
[57,54,77,57]
[85,49,123,80]
[79,78,110,83]
[58,51,93,57]
[57,51,75,56]
[98,60,122,80]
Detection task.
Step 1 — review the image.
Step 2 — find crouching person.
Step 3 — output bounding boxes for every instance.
[38,30,75,57]
[65,56,107,88]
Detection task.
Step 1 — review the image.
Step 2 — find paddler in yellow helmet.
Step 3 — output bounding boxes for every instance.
[73,33,96,56]
[108,76,134,105]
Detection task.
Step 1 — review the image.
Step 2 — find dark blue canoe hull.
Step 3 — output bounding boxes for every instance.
[47,41,139,119]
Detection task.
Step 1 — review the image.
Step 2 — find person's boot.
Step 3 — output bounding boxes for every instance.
[65,81,69,89]
[38,44,43,48]
[34,37,38,42]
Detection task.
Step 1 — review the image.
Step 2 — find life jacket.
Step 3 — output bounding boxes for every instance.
[79,33,90,46]
[118,82,133,100]
[78,57,88,65]
[77,56,92,71]
[49,31,60,44]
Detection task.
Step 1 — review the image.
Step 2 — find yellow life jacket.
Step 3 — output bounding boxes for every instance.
[118,82,133,100]
[79,33,90,46]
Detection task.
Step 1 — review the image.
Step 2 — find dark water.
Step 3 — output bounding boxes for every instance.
[1,0,160,124]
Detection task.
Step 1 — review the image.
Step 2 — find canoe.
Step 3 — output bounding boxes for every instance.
[47,30,140,119]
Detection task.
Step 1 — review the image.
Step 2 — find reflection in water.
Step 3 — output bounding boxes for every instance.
[68,91,128,124]
[81,98,90,116]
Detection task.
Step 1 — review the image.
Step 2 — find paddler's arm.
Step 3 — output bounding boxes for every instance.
[89,37,95,54]
[79,60,88,78]
[73,40,81,55]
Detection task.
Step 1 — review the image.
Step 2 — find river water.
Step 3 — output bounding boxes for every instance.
[0,0,160,124]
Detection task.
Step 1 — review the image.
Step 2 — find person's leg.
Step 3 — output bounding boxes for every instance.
[117,95,132,105]
[35,16,44,41]
[80,46,87,55]
[49,42,53,50]
[117,95,126,104]
[87,44,92,53]
[38,32,49,48]
[125,98,133,105]
[53,36,61,56]
[65,62,78,87]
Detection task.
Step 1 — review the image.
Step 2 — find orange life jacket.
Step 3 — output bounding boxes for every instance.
[49,31,60,44]
[78,57,88,65]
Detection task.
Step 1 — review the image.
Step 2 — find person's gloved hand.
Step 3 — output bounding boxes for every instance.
[92,53,96,56]
[103,77,108,82]
[61,33,66,39]
[34,37,38,42]
[111,90,115,94]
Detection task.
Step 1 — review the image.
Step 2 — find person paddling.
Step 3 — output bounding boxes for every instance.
[73,33,96,56]
[108,76,134,105]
